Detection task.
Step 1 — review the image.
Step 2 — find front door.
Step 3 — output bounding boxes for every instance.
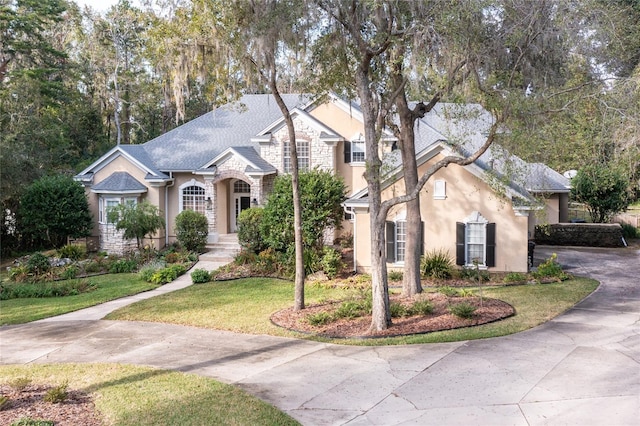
[230,179,251,232]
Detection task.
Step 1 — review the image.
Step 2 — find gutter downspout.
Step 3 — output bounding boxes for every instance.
[165,172,175,247]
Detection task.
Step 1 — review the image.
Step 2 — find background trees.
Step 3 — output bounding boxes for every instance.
[18,175,92,249]
[571,164,630,223]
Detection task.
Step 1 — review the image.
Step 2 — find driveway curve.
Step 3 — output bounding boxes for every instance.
[1,246,638,425]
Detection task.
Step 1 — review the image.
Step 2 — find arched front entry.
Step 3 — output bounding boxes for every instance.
[230,179,252,232]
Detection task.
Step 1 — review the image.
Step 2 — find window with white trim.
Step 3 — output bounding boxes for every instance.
[434,180,446,199]
[456,212,496,267]
[344,135,366,164]
[283,140,310,172]
[181,184,206,214]
[386,217,424,264]
[99,196,137,224]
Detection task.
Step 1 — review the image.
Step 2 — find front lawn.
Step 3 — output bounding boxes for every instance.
[0,274,158,325]
[106,277,599,344]
[0,363,299,426]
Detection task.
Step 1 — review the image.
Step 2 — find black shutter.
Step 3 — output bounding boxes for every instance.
[486,222,496,267]
[344,141,351,164]
[420,221,425,255]
[456,222,466,266]
[386,221,396,263]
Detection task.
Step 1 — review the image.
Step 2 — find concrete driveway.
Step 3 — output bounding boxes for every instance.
[1,246,638,425]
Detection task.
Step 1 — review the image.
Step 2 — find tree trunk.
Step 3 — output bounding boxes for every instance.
[269,80,305,311]
[396,92,423,297]
[355,66,391,331]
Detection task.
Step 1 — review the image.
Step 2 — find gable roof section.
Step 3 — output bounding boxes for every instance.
[346,102,569,207]
[91,172,148,194]
[76,145,170,183]
[257,107,343,141]
[143,94,312,171]
[203,146,277,176]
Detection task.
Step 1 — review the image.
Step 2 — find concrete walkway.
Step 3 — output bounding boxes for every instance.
[1,246,638,425]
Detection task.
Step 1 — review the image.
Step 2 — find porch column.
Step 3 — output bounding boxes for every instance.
[204,177,218,243]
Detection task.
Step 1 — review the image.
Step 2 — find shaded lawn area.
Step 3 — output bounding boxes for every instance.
[0,274,159,325]
[106,277,599,345]
[0,363,299,426]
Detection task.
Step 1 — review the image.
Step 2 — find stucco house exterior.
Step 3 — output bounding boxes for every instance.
[75,93,570,273]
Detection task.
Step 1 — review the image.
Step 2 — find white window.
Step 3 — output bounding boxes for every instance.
[99,196,137,224]
[456,211,496,268]
[395,221,407,263]
[181,185,206,214]
[351,139,366,163]
[434,180,446,200]
[283,140,310,172]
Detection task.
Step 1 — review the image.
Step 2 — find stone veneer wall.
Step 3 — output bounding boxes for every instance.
[261,118,335,173]
[99,223,138,254]
[534,223,626,247]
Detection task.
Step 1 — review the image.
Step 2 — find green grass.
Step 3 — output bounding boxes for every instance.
[0,364,299,426]
[0,274,158,325]
[107,277,598,345]
[106,278,351,336]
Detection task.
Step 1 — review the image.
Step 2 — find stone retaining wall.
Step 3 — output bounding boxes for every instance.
[534,223,626,247]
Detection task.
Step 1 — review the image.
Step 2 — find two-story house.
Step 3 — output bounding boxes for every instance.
[75,93,570,272]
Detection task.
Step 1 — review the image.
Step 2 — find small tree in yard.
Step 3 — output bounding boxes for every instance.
[237,207,266,254]
[19,175,93,249]
[261,169,346,265]
[175,210,208,252]
[571,164,630,223]
[107,201,165,249]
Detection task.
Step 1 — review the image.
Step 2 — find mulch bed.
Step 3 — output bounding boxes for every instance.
[271,293,515,338]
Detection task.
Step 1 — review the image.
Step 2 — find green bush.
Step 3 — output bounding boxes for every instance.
[84,260,102,274]
[437,285,459,297]
[26,253,50,276]
[390,302,409,318]
[108,258,138,274]
[190,268,211,284]
[138,260,166,282]
[9,377,32,391]
[504,272,528,283]
[57,244,85,260]
[0,280,97,300]
[306,311,333,326]
[459,266,491,282]
[237,207,266,254]
[175,210,209,252]
[533,253,568,280]
[421,249,453,279]
[60,265,79,280]
[334,299,371,319]
[388,270,403,281]
[43,382,68,403]
[621,223,640,239]
[150,264,187,285]
[449,302,477,319]
[409,299,434,316]
[320,247,343,279]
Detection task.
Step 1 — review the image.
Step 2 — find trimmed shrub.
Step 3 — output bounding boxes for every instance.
[421,249,453,279]
[60,265,79,280]
[390,302,409,318]
[388,270,403,281]
[533,253,569,280]
[43,382,68,403]
[138,260,166,282]
[191,268,210,284]
[175,210,208,252]
[306,311,333,326]
[320,247,343,279]
[449,302,477,319]
[26,253,50,276]
[409,299,434,316]
[504,272,527,284]
[108,258,138,274]
[57,244,85,260]
[237,207,266,253]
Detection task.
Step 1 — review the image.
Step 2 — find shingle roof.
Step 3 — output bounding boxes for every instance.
[142,94,311,171]
[91,172,148,193]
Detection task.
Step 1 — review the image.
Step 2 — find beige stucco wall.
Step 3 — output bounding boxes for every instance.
[309,102,368,195]
[354,153,530,273]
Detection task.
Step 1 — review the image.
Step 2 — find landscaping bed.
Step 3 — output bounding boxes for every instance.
[271,292,515,338]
